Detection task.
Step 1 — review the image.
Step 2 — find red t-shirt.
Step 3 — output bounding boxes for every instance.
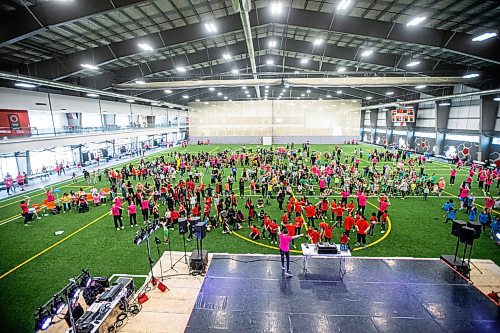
[320,222,333,238]
[251,226,260,235]
[282,213,288,224]
[335,206,344,217]
[355,219,370,234]
[171,211,179,220]
[310,230,321,244]
[305,205,315,218]
[344,216,355,231]
[295,216,304,228]
[20,203,29,214]
[340,234,349,244]
[286,224,296,236]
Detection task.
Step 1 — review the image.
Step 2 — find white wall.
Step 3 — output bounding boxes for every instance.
[189,99,361,139]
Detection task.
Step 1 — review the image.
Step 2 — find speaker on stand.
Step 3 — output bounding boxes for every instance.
[441,220,476,279]
[190,218,207,273]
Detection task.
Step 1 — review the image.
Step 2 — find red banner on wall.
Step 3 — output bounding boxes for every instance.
[0,110,31,137]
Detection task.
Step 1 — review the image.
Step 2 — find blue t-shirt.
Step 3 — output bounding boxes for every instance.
[469,210,477,221]
[448,210,456,219]
[478,213,488,224]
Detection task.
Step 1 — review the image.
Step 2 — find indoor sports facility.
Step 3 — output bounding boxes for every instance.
[0,1,499,333]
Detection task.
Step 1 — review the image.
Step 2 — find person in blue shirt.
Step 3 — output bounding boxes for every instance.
[445,208,456,223]
[490,216,500,245]
[442,200,452,213]
[478,210,489,233]
[468,206,477,222]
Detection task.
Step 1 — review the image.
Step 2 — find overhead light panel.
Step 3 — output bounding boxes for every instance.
[164,89,172,94]
[224,96,228,100]
[366,96,373,100]
[326,94,332,98]
[231,69,239,74]
[86,93,99,97]
[337,67,346,72]
[361,49,373,57]
[439,102,451,106]
[406,61,421,67]
[223,53,231,60]
[81,63,99,70]
[176,66,186,73]
[493,97,500,102]
[415,85,426,89]
[300,58,309,64]
[205,22,217,33]
[337,0,352,10]
[138,43,153,51]
[182,95,189,99]
[217,92,223,96]
[306,89,311,93]
[472,32,497,42]
[195,99,200,102]
[463,73,479,79]
[336,90,342,94]
[126,99,135,103]
[386,91,394,95]
[242,86,247,90]
[271,2,282,15]
[313,38,323,46]
[301,93,305,97]
[135,80,146,84]
[15,82,36,88]
[266,59,274,65]
[209,87,215,91]
[407,16,426,27]
[268,40,277,48]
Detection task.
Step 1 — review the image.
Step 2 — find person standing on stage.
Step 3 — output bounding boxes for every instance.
[278,227,303,278]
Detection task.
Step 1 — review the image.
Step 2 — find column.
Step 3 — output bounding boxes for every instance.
[369,109,378,144]
[479,95,497,161]
[406,104,419,149]
[435,101,451,155]
[385,109,393,145]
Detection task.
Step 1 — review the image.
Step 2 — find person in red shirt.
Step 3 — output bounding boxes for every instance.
[308,227,321,244]
[249,225,260,240]
[344,213,355,238]
[355,216,370,248]
[286,221,297,249]
[20,200,33,226]
[294,200,302,217]
[330,199,337,220]
[294,215,305,235]
[305,203,316,228]
[381,210,389,234]
[347,200,355,216]
[335,204,345,224]
[369,212,377,236]
[319,220,333,242]
[286,202,293,219]
[269,219,279,245]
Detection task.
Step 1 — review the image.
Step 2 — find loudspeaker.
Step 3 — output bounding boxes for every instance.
[189,249,208,271]
[178,217,188,234]
[102,149,108,158]
[459,226,475,245]
[195,221,206,240]
[451,220,466,237]
[466,221,482,239]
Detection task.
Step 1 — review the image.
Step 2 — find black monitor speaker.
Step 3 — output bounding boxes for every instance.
[451,220,466,237]
[195,221,206,240]
[459,226,475,245]
[178,217,188,235]
[466,221,482,239]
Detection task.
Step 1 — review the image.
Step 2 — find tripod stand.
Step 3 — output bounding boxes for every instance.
[172,231,189,267]
[154,237,166,278]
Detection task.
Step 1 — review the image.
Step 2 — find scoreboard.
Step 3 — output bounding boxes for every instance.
[391,107,415,126]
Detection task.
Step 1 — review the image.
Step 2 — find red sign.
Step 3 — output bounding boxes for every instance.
[0,110,31,137]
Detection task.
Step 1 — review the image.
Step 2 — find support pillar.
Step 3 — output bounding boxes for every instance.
[479,95,497,162]
[435,101,451,155]
[369,109,378,144]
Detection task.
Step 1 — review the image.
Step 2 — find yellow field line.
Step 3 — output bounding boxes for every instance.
[208,146,219,153]
[0,212,108,280]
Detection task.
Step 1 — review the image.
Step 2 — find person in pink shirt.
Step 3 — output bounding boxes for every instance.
[278,227,303,278]
[110,202,123,230]
[449,168,457,185]
[128,202,138,227]
[318,178,326,195]
[377,196,390,222]
[459,185,469,210]
[141,199,150,222]
[357,192,367,216]
[340,188,349,206]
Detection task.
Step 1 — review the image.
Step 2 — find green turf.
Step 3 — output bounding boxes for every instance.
[0,143,498,332]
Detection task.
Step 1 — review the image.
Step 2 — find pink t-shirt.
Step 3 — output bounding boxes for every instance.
[111,206,120,216]
[379,201,389,212]
[141,200,149,210]
[128,204,137,214]
[279,233,293,252]
[358,194,367,207]
[341,191,349,198]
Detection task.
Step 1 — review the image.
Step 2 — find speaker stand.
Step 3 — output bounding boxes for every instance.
[173,232,188,268]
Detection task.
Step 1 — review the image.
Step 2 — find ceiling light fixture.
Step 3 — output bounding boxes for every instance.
[313,38,323,46]
[268,40,277,48]
[361,49,373,57]
[266,59,274,65]
[337,0,352,10]
[182,95,189,99]
[326,94,332,98]
[493,97,500,102]
[242,86,247,90]
[217,92,223,96]
[81,63,99,70]
[415,85,426,89]
[439,102,451,106]
[270,2,282,15]
[135,80,146,84]
[195,99,200,102]
[337,67,346,72]
[204,22,217,33]
[231,69,239,74]
[472,32,497,42]
[126,99,135,103]
[407,16,426,27]
[164,89,172,94]
[223,53,231,60]
[138,43,153,51]
[224,96,228,100]
[463,73,479,79]
[336,90,342,94]
[301,58,309,64]
[301,93,305,97]
[15,83,36,88]
[366,96,373,100]
[306,89,311,93]
[406,61,421,67]
[209,87,215,91]
[176,66,186,73]
[86,93,99,97]
[386,91,394,95]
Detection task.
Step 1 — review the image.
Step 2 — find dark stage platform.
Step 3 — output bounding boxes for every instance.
[185,255,499,333]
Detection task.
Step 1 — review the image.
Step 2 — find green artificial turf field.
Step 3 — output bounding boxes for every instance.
[0,143,498,332]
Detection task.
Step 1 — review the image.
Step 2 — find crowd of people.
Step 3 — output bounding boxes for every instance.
[18,144,500,249]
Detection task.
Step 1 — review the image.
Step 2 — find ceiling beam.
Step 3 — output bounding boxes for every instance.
[0,0,152,47]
